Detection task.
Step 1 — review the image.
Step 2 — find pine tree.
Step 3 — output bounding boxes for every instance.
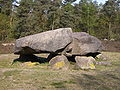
[47,0,62,30]
[74,0,98,35]
[0,0,15,16]
[14,0,34,38]
[33,0,50,31]
[0,0,15,40]
[60,3,76,30]
[101,0,120,40]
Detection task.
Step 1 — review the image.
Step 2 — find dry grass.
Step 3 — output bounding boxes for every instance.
[0,52,120,90]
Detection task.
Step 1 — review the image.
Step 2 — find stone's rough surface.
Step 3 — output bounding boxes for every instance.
[69,32,102,55]
[49,55,70,70]
[75,56,96,69]
[14,28,103,58]
[14,28,72,54]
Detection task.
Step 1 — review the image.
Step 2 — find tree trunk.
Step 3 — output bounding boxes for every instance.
[108,21,112,40]
[52,13,55,30]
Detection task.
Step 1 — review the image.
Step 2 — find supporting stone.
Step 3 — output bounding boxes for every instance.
[75,56,96,69]
[48,55,70,70]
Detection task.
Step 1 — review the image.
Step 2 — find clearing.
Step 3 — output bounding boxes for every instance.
[0,52,120,90]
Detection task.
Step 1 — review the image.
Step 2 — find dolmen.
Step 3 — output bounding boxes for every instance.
[14,28,103,70]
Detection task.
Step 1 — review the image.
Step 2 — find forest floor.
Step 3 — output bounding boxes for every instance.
[0,52,120,90]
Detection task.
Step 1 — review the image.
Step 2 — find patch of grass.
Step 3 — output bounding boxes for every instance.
[51,80,76,88]
[40,62,49,66]
[0,52,120,90]
[64,80,76,84]
[69,61,76,65]
[51,82,66,88]
[3,70,21,77]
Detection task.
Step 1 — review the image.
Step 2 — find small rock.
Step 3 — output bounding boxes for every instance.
[49,55,70,70]
[75,56,96,70]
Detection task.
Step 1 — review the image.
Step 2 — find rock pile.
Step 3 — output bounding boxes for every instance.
[14,28,103,70]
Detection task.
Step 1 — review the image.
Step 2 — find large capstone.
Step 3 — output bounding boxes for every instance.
[14,28,72,54]
[66,32,103,56]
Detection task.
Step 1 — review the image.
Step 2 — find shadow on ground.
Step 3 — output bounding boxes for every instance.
[12,54,48,64]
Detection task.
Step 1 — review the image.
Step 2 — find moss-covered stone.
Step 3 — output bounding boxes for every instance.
[49,55,70,70]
